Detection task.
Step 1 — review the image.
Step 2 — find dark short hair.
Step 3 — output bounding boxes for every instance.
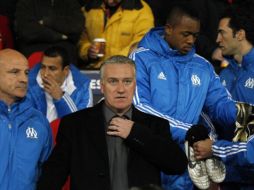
[100,55,136,79]
[43,46,70,68]
[221,1,254,45]
[166,2,200,26]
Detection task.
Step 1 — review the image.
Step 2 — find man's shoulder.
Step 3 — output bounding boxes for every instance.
[23,104,46,121]
[133,107,168,125]
[190,53,214,72]
[192,53,211,64]
[130,47,157,63]
[62,102,101,120]
[70,64,90,86]
[27,83,44,100]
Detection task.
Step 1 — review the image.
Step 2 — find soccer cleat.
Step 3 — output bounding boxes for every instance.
[185,141,210,190]
[205,157,226,183]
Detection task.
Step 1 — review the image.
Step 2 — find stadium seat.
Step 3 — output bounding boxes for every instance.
[28,51,43,68]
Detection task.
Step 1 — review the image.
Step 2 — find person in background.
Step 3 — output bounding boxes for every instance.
[36,55,187,190]
[78,0,154,69]
[27,46,93,123]
[15,0,84,65]
[0,0,17,49]
[193,2,254,189]
[129,2,248,189]
[0,49,52,190]
[145,0,222,73]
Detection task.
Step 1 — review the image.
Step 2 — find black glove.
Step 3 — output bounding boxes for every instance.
[247,121,254,137]
[233,103,254,142]
[236,102,254,126]
[185,125,209,147]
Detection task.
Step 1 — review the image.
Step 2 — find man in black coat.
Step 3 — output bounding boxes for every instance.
[37,55,187,190]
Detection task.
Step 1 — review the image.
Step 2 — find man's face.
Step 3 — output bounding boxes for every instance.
[0,52,29,105]
[40,55,69,86]
[216,18,239,56]
[165,15,200,54]
[100,63,136,114]
[105,0,121,7]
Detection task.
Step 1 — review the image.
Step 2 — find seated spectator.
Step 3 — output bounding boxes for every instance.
[0,49,52,190]
[78,0,154,69]
[0,0,17,49]
[27,46,93,122]
[15,0,84,65]
[0,15,14,49]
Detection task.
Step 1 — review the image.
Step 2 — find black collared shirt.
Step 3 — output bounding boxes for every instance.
[103,104,132,190]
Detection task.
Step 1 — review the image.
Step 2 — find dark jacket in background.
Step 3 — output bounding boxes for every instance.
[15,0,84,64]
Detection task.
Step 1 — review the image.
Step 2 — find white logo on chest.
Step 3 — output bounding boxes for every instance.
[26,127,38,139]
[191,74,201,86]
[245,78,254,89]
[157,72,167,80]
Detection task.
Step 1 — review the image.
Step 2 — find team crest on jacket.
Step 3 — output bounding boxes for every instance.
[191,74,201,86]
[26,127,38,139]
[244,78,254,89]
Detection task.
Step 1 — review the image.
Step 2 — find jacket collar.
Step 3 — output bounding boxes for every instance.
[139,27,196,63]
[0,97,33,127]
[226,48,254,71]
[86,101,143,160]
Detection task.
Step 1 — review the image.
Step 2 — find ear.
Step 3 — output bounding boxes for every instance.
[63,65,70,76]
[236,29,246,41]
[165,24,173,36]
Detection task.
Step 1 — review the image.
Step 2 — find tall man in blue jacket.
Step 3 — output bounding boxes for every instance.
[0,49,52,190]
[193,4,254,190]
[27,46,93,122]
[129,2,243,190]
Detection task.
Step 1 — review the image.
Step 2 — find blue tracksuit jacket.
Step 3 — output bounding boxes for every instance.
[0,98,52,190]
[130,27,237,190]
[216,48,254,188]
[27,63,93,120]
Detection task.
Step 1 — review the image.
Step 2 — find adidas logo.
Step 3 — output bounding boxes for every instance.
[157,72,167,80]
[245,78,254,89]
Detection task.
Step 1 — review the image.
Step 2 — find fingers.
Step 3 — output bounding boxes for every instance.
[88,44,99,59]
[42,78,52,92]
[42,74,57,84]
[42,77,55,91]
[107,124,119,132]
[41,76,63,99]
[107,117,133,139]
[106,124,122,137]
[193,140,213,159]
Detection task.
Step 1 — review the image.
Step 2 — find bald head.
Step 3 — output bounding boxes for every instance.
[0,49,29,105]
[0,49,28,67]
